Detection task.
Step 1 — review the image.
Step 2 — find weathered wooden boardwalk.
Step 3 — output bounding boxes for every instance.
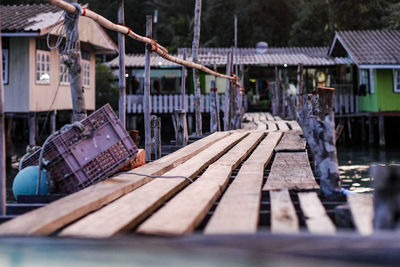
[0,112,374,238]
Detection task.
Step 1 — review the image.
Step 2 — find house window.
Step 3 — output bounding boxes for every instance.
[59,55,69,85]
[82,60,90,88]
[359,69,374,94]
[2,49,8,84]
[36,40,51,84]
[394,69,400,93]
[2,38,8,84]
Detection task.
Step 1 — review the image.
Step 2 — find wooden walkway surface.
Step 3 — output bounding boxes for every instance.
[0,112,374,238]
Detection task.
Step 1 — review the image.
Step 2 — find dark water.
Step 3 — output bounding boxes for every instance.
[337,145,400,193]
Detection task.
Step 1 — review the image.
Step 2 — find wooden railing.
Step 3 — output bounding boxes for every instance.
[126,94,248,114]
[332,84,359,114]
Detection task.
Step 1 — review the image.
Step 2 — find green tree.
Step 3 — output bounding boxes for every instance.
[95,59,119,111]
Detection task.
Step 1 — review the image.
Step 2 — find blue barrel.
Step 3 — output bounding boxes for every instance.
[13,166,49,199]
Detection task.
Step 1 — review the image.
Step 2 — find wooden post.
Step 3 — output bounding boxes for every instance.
[297,63,304,109]
[181,48,187,111]
[298,90,341,197]
[214,63,221,131]
[0,29,6,215]
[371,165,400,230]
[192,0,202,136]
[151,115,161,159]
[65,0,87,121]
[361,117,367,142]
[347,118,352,140]
[118,0,126,127]
[28,113,37,146]
[368,115,374,145]
[144,15,152,161]
[224,51,232,131]
[273,66,281,116]
[316,87,335,120]
[210,80,218,133]
[379,114,385,147]
[50,110,56,133]
[172,109,188,146]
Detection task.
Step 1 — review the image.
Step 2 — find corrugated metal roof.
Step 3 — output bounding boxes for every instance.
[108,47,352,68]
[331,30,400,65]
[0,4,61,32]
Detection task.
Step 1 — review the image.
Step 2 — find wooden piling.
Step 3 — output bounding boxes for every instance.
[28,113,37,146]
[192,0,202,136]
[379,115,385,147]
[50,110,56,134]
[118,0,126,127]
[224,51,232,131]
[0,29,6,215]
[144,15,152,161]
[65,0,86,121]
[210,81,218,133]
[151,115,161,160]
[368,116,374,145]
[172,109,188,146]
[181,48,187,111]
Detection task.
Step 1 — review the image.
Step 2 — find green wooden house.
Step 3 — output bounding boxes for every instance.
[329,30,400,113]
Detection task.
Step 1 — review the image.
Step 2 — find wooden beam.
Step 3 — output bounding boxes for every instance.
[270,189,299,233]
[266,121,277,132]
[59,132,247,237]
[274,131,306,152]
[265,113,274,121]
[192,0,202,136]
[144,15,152,161]
[263,152,319,191]
[298,192,336,234]
[0,30,5,215]
[137,132,264,235]
[204,132,281,234]
[0,132,230,235]
[118,0,126,127]
[347,194,374,235]
[287,121,302,134]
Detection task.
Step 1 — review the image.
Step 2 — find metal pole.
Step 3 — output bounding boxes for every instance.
[118,0,126,127]
[0,26,6,215]
[65,0,86,121]
[144,15,152,161]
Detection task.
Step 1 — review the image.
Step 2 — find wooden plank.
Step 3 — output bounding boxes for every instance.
[287,121,302,133]
[265,113,275,121]
[274,131,306,152]
[266,121,278,132]
[270,189,299,233]
[0,132,230,236]
[348,194,374,235]
[263,152,319,191]
[60,132,248,238]
[204,132,282,234]
[274,116,282,121]
[298,192,336,234]
[256,121,266,130]
[276,121,290,132]
[137,132,265,235]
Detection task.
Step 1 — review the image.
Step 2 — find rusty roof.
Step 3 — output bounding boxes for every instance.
[329,30,400,65]
[108,47,352,68]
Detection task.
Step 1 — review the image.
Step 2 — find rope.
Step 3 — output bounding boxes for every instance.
[46,0,242,85]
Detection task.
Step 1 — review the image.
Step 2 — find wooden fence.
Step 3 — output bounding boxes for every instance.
[126,94,248,114]
[332,84,359,115]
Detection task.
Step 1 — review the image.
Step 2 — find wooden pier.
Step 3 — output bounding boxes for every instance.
[0,112,376,239]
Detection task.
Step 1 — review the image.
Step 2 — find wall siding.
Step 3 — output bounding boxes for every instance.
[4,38,30,112]
[377,69,400,112]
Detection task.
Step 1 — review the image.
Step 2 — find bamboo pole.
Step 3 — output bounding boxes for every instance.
[192,0,202,136]
[65,0,86,121]
[118,0,126,127]
[46,0,239,82]
[0,25,6,215]
[144,15,152,161]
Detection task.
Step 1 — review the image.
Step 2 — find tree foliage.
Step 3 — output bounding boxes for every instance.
[3,0,400,51]
[95,59,119,110]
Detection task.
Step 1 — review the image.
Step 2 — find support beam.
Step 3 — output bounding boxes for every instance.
[368,116,374,145]
[118,0,126,127]
[379,115,385,147]
[144,15,152,161]
[224,51,232,131]
[28,114,37,146]
[50,111,56,134]
[192,0,202,136]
